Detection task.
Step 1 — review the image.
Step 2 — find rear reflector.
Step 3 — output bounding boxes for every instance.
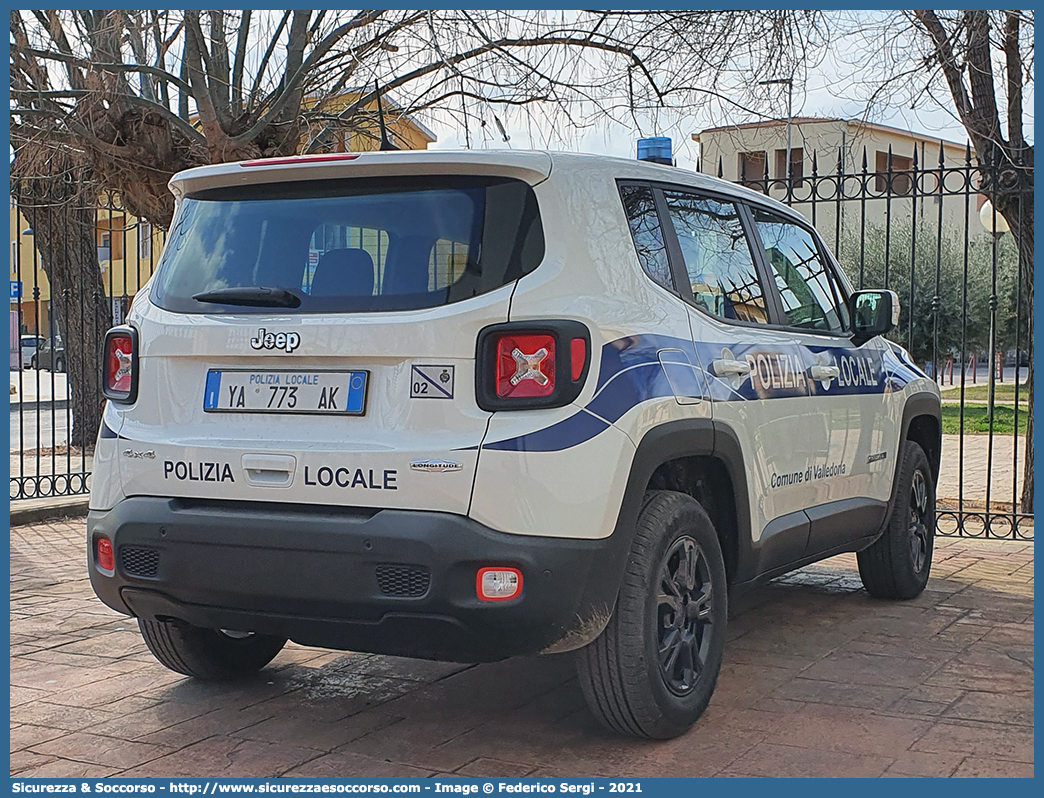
[570,338,587,381]
[496,334,556,398]
[95,538,114,572]
[477,567,523,601]
[241,153,360,167]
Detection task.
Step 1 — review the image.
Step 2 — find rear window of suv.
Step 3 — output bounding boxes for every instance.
[151,176,544,313]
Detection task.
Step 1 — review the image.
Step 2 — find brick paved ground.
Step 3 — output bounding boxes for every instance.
[11,518,1033,779]
[938,434,1026,509]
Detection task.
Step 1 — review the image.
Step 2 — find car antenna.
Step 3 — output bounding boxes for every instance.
[374,81,400,151]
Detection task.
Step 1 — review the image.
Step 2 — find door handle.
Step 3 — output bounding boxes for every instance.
[809,364,841,383]
[711,358,752,377]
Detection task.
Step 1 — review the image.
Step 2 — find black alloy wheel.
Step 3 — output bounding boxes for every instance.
[909,470,930,573]
[657,536,714,696]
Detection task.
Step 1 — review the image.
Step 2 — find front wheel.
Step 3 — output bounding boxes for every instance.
[857,440,935,599]
[138,618,286,680]
[576,491,727,739]
[54,356,65,373]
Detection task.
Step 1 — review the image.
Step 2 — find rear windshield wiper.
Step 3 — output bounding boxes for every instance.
[192,286,301,308]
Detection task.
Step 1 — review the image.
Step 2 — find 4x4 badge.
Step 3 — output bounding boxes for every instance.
[410,459,463,473]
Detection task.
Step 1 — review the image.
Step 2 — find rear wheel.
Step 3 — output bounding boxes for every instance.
[54,356,65,373]
[576,491,727,738]
[857,441,935,599]
[138,618,286,680]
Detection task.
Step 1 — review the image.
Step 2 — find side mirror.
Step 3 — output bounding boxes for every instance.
[850,289,899,346]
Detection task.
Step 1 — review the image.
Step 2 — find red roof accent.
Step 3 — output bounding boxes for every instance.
[241,153,361,167]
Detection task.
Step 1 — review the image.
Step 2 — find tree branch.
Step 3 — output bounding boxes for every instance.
[963,10,1003,149]
[248,11,290,110]
[231,10,251,116]
[21,47,194,96]
[230,10,388,146]
[912,12,977,141]
[1003,11,1024,151]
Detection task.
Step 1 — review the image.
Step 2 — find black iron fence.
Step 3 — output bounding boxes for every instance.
[709,142,1033,540]
[9,153,1033,540]
[10,190,165,503]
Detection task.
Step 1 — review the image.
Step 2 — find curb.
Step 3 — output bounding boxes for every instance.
[10,496,90,526]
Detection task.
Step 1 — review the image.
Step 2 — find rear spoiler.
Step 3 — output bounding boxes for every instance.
[170,150,553,199]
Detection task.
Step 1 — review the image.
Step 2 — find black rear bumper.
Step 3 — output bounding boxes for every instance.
[87,497,626,662]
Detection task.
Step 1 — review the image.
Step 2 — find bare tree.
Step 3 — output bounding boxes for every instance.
[12,10,826,229]
[836,10,1034,513]
[11,12,111,447]
[10,9,822,448]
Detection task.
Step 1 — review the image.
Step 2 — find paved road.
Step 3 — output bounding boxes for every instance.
[939,434,1027,509]
[10,518,1033,778]
[10,405,71,454]
[936,365,1028,387]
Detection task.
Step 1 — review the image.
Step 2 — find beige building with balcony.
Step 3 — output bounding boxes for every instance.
[691,117,991,248]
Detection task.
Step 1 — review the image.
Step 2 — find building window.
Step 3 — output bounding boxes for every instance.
[737,151,768,190]
[875,151,913,195]
[97,229,123,261]
[775,147,804,188]
[138,222,152,259]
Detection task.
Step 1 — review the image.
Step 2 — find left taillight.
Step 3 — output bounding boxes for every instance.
[102,326,138,404]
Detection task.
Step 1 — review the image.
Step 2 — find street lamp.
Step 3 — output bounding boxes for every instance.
[759,77,794,189]
[979,199,1010,234]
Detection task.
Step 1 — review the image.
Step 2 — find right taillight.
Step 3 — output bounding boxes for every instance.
[102,326,138,403]
[476,320,591,411]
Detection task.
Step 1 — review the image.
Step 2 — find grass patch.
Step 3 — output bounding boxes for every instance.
[940,382,1030,404]
[941,403,1027,435]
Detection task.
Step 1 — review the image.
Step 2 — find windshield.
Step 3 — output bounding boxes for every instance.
[151,176,544,314]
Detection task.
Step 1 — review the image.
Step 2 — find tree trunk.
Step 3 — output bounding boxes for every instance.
[19,200,110,449]
[1015,219,1033,515]
[995,188,1033,514]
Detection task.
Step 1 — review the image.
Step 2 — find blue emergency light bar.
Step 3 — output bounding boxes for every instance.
[637,136,673,166]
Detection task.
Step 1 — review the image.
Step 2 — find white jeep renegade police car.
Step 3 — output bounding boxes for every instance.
[89,147,941,739]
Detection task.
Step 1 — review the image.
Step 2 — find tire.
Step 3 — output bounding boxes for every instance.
[576,490,728,739]
[30,355,36,370]
[54,357,65,373]
[138,618,286,680]
[857,440,935,600]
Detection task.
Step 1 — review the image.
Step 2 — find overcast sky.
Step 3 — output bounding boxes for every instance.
[427,22,1033,169]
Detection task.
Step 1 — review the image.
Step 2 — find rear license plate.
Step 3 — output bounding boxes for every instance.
[203,370,368,415]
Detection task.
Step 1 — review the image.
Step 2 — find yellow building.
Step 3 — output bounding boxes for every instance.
[306,91,437,153]
[10,95,435,339]
[10,198,165,338]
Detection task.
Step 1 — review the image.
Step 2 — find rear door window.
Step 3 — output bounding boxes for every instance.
[619,184,674,293]
[151,177,544,313]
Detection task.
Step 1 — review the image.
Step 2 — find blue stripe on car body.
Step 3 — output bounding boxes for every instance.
[481,335,916,453]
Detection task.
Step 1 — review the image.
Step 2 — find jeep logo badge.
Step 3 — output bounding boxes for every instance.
[251,328,300,353]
